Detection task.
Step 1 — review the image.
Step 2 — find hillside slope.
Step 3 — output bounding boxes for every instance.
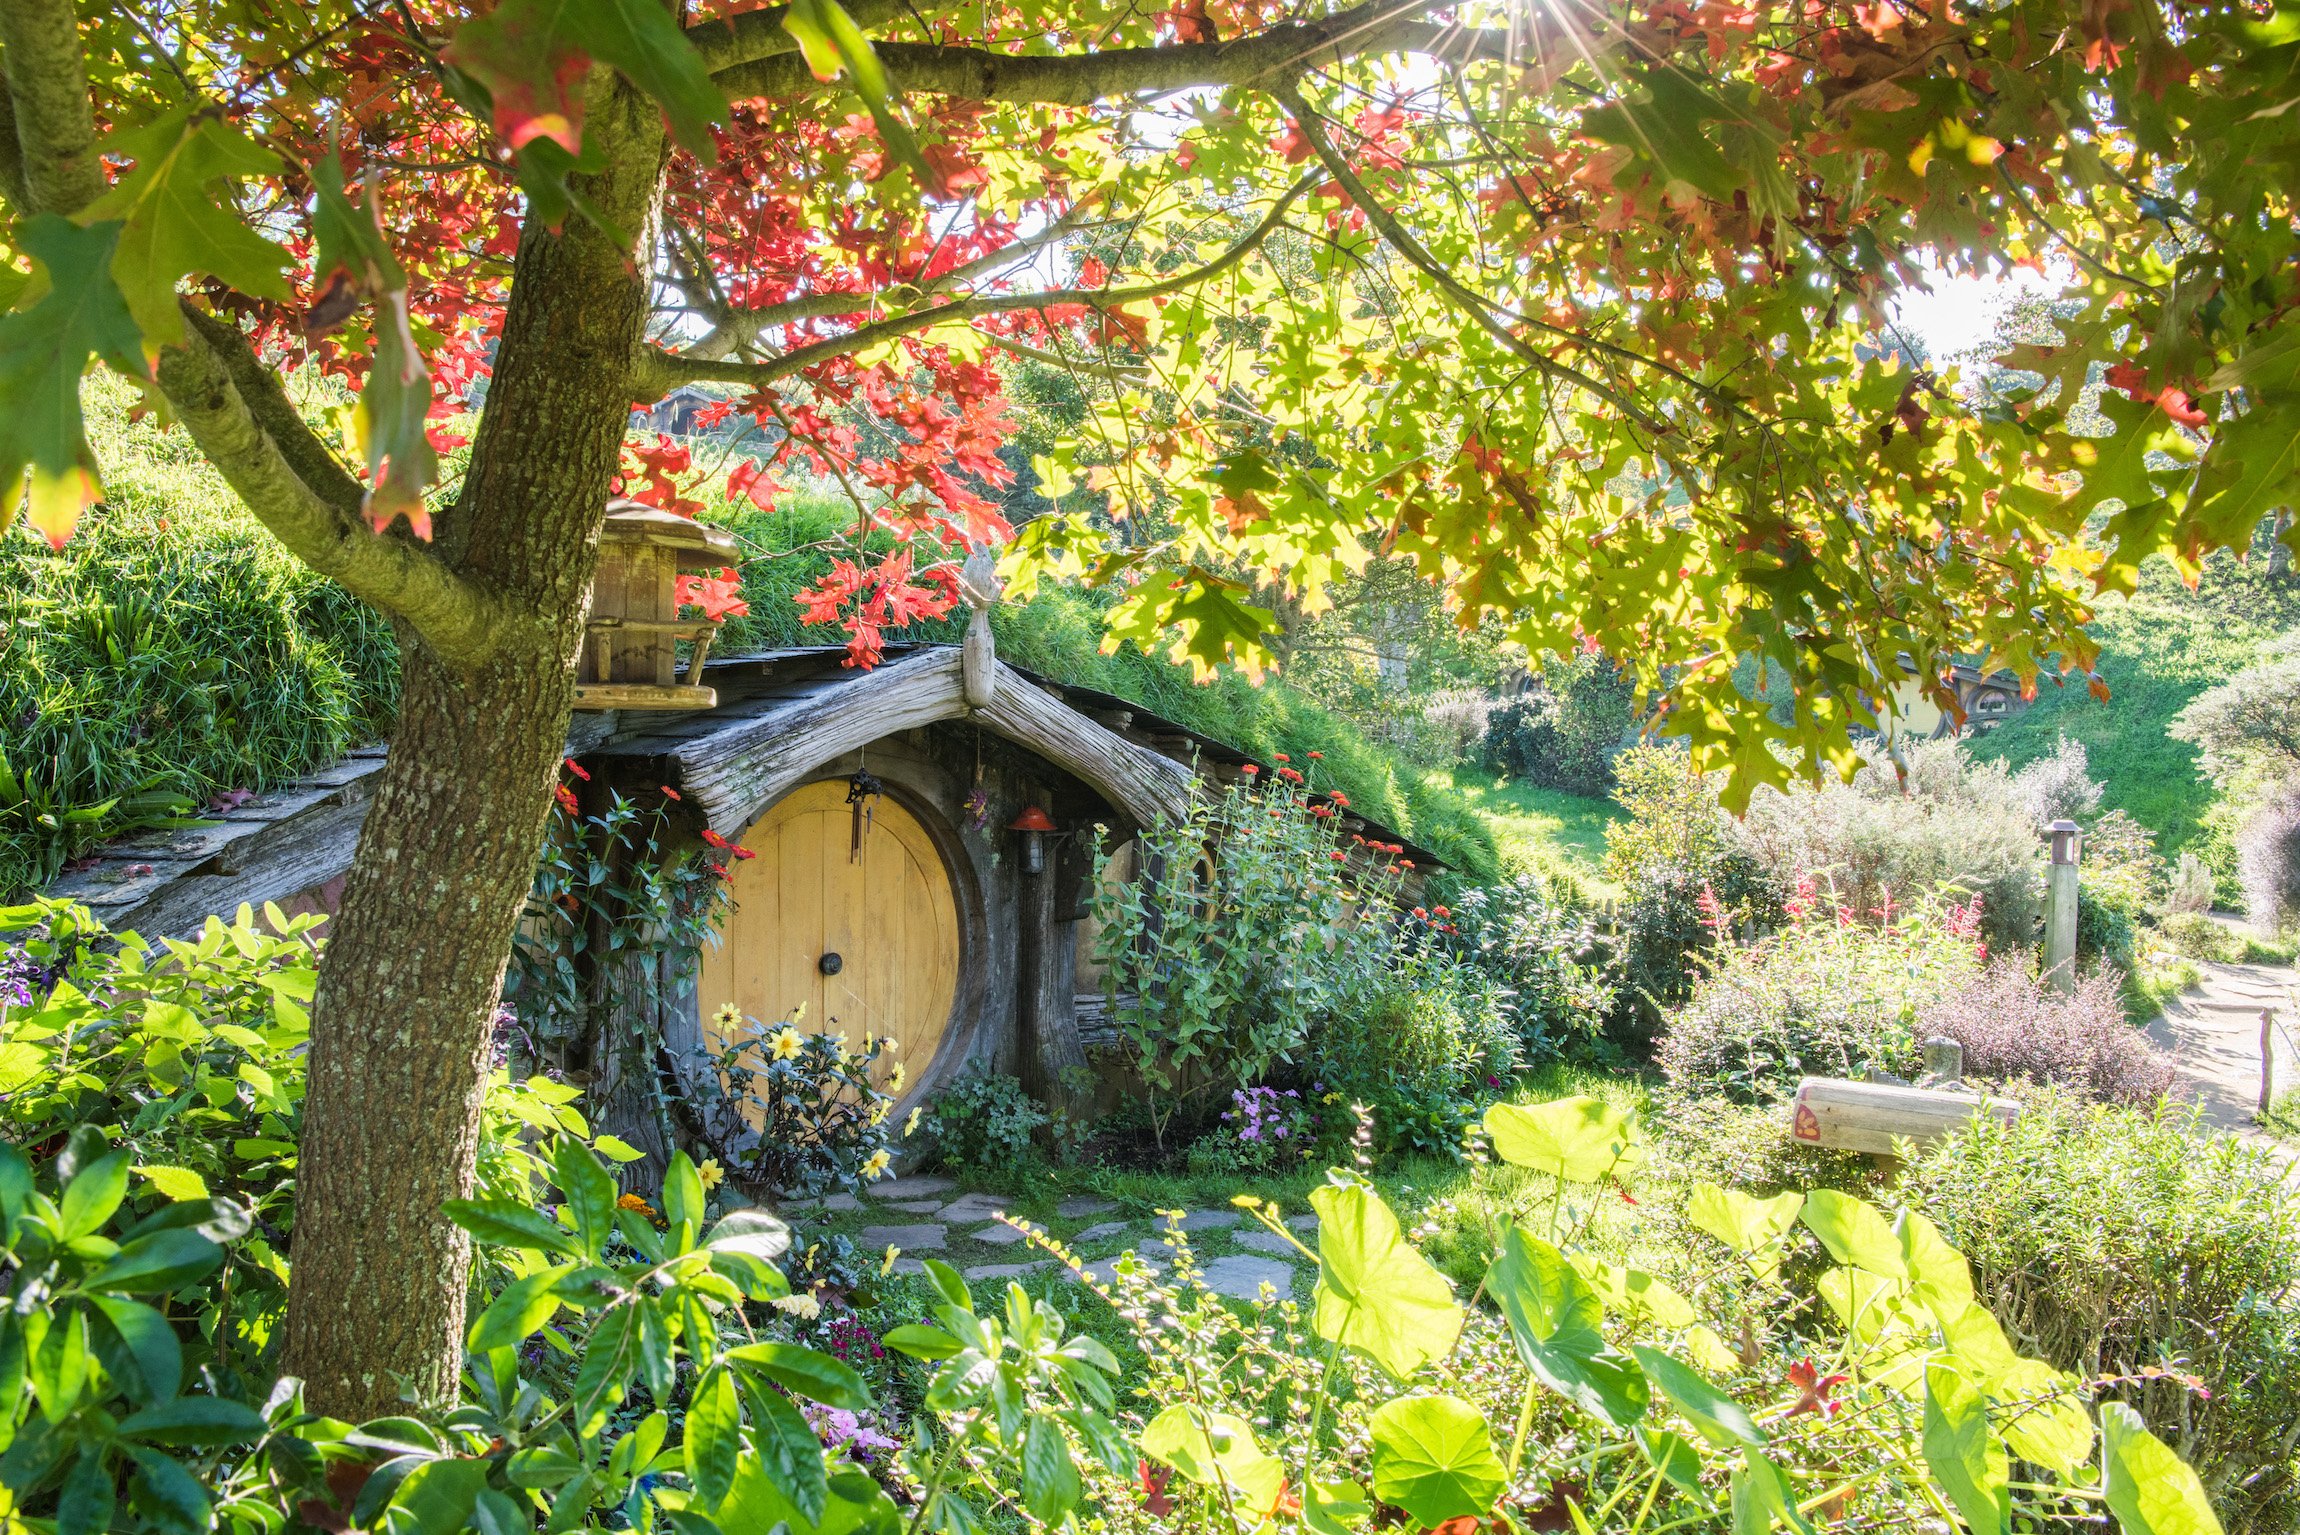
[1969,545,2299,864]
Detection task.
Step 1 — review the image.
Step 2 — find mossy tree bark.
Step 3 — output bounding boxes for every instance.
[276,85,668,1418]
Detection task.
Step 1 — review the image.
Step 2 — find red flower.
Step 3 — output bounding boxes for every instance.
[553,784,579,814]
[1278,767,1303,782]
[701,827,733,850]
[1330,792,1349,807]
[661,786,681,801]
[1413,907,1429,918]
[563,757,591,781]
[1241,764,1260,776]
[1331,852,1347,862]
[1307,751,1323,759]
[732,846,757,861]
[1786,1357,1849,1416]
[1274,752,1290,762]
[1400,858,1415,870]
[1434,905,1450,917]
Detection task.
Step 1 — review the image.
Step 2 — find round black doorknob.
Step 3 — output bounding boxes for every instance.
[819,952,843,976]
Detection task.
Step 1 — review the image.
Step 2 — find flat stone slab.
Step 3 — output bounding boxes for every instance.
[859,1224,946,1252]
[885,1200,947,1214]
[784,1192,861,1214]
[1074,1221,1133,1244]
[872,1174,956,1200]
[1198,1255,1296,1301]
[1057,1196,1118,1218]
[1175,1209,1240,1233]
[890,1258,928,1277]
[1286,1214,1318,1234]
[963,1260,1051,1282]
[936,1193,1012,1223]
[1136,1239,1177,1263]
[970,1222,1029,1247]
[1235,1230,1300,1257]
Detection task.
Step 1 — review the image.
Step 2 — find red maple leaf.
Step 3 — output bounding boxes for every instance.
[1786,1357,1850,1416]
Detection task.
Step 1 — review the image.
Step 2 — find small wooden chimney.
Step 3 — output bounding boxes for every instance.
[573,499,740,712]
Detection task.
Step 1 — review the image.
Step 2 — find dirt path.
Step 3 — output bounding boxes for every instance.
[2143,956,2298,1154]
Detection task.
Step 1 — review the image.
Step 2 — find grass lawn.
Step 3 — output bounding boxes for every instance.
[1431,766,1622,895]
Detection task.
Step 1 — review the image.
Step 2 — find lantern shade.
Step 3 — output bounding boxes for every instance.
[1008,806,1058,832]
[574,501,741,711]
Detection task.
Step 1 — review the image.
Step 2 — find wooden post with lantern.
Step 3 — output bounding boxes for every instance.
[574,500,740,712]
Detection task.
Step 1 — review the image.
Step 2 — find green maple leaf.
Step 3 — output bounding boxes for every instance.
[2188,394,2300,552]
[1581,66,1745,203]
[445,0,727,160]
[0,217,148,548]
[82,109,292,348]
[1103,567,1278,684]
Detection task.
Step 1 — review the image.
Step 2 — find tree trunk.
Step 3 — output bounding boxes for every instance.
[281,82,667,1419]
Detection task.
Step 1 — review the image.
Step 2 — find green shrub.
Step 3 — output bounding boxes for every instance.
[1479,652,1634,796]
[1905,1089,2300,1529]
[1090,777,1414,1145]
[702,1013,904,1199]
[920,1072,1047,1175]
[1655,898,1986,1101]
[1442,874,1616,1058]
[1726,739,2043,953]
[2155,909,2239,961]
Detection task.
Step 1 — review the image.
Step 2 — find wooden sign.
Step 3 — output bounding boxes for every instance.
[1787,1076,2019,1157]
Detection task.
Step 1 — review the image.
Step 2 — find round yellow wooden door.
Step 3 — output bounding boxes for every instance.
[700,780,961,1098]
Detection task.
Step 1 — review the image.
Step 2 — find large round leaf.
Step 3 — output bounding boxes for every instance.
[1484,1097,1643,1184]
[1487,1228,1649,1429]
[1368,1395,1506,1528]
[1310,1182,1463,1381]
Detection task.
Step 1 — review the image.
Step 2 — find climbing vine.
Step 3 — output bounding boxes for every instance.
[505,763,732,1150]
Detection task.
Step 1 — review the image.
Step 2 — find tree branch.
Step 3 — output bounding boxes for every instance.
[632,175,1316,396]
[158,307,523,668]
[669,201,1105,362]
[715,0,1515,104]
[687,0,913,77]
[1269,79,1674,436]
[0,0,101,215]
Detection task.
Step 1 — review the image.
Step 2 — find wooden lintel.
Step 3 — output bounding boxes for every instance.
[572,683,719,712]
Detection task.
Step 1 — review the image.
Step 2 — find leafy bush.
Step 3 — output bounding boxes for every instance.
[2236,779,2300,933]
[1442,874,1616,1057]
[0,902,1126,1535]
[2168,851,2218,913]
[2013,732,2105,827]
[1057,1094,2226,1535]
[2078,869,2144,972]
[921,1072,1046,1175]
[1656,897,1986,1101]
[0,897,632,1367]
[1725,740,2043,953]
[2171,642,2300,779]
[1479,653,1634,796]
[1918,964,2175,1105]
[1907,1089,2300,1528]
[699,1010,904,1198]
[1090,775,1414,1143]
[1599,746,1777,1035]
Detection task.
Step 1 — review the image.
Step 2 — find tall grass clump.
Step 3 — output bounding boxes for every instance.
[0,377,398,894]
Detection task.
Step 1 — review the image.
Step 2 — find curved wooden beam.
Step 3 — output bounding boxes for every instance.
[662,649,1197,836]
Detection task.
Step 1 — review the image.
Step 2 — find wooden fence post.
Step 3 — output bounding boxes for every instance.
[2042,819,2081,995]
[2263,1008,2278,1119]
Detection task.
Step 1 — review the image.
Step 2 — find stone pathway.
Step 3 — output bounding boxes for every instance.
[2144,954,2297,1160]
[826,1174,1317,1300]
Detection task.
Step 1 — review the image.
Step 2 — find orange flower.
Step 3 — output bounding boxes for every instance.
[617,1192,659,1221]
